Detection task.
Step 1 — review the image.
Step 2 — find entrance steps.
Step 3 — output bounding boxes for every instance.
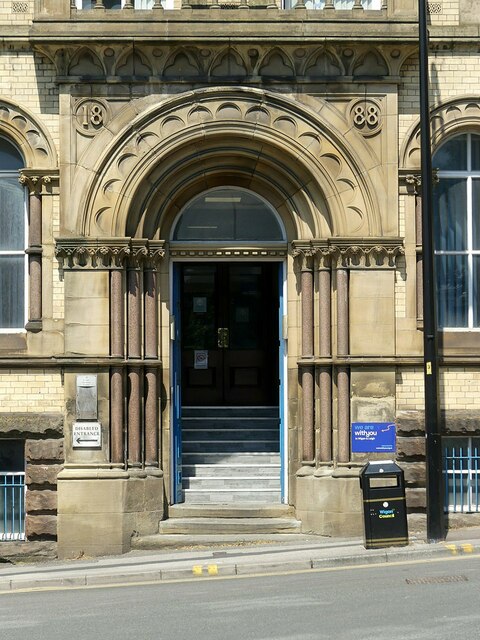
[157,504,301,537]
[181,407,281,505]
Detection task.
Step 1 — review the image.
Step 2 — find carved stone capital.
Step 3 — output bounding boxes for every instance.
[19,170,59,195]
[55,238,168,270]
[292,238,404,269]
[291,241,319,271]
[145,240,166,268]
[128,240,149,269]
[55,238,132,269]
[329,239,405,268]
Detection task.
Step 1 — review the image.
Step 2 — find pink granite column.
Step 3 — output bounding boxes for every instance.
[27,191,42,328]
[144,263,159,467]
[127,255,143,467]
[110,267,125,465]
[336,266,350,463]
[318,255,332,462]
[300,253,314,463]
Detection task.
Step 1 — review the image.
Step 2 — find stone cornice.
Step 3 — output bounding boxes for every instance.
[292,238,404,268]
[55,238,166,269]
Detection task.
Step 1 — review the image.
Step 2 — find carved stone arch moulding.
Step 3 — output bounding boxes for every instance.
[400,97,480,170]
[0,99,57,169]
[75,87,385,241]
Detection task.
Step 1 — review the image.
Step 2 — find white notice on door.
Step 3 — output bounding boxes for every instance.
[194,350,208,369]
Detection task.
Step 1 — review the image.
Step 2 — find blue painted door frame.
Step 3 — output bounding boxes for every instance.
[171,260,287,505]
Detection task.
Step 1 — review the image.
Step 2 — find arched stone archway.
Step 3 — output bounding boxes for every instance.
[400,96,480,170]
[0,98,57,169]
[67,87,387,240]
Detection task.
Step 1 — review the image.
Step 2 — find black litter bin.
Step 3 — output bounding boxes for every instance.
[360,461,408,549]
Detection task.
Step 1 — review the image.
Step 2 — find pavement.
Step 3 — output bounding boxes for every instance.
[1,526,480,593]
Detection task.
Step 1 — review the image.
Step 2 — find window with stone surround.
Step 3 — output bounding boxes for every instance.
[0,137,26,331]
[433,133,480,329]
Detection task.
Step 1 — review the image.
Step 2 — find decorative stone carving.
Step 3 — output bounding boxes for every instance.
[259,49,295,77]
[349,98,382,137]
[74,98,111,136]
[116,52,153,77]
[352,50,388,77]
[163,51,202,77]
[35,43,403,81]
[55,239,131,269]
[304,48,343,77]
[55,238,166,269]
[68,49,105,76]
[292,238,404,268]
[19,170,57,195]
[211,50,248,77]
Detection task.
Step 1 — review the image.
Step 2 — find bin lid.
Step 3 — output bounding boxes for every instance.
[360,460,403,477]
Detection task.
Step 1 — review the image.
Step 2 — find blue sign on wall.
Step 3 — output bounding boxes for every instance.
[351,422,396,453]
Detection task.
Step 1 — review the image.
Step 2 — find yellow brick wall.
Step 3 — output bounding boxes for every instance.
[0,49,59,149]
[0,370,64,412]
[397,367,480,411]
[0,0,33,25]
[399,46,480,160]
[428,0,460,26]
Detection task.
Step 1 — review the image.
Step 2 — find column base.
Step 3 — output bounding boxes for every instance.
[57,468,164,559]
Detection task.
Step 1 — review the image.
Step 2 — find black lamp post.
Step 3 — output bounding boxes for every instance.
[418,0,446,542]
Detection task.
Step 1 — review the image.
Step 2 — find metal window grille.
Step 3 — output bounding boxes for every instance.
[0,472,25,540]
[443,438,480,513]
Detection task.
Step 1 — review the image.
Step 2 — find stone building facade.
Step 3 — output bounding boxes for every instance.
[0,0,479,557]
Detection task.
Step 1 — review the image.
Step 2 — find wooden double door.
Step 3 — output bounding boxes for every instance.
[180,262,279,406]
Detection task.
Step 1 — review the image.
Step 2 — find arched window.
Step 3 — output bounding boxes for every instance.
[0,137,25,331]
[433,133,480,329]
[172,187,285,242]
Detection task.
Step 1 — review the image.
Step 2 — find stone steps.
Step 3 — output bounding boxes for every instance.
[169,503,294,519]
[183,476,281,490]
[159,516,301,535]
[180,406,280,505]
[183,463,281,478]
[182,489,282,503]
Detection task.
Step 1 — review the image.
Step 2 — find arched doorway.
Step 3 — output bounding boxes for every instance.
[170,187,287,505]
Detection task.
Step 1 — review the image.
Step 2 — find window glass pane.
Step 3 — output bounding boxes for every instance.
[474,179,480,250]
[474,256,480,328]
[173,189,284,242]
[436,254,468,328]
[0,178,24,250]
[0,255,24,329]
[0,138,23,171]
[434,178,467,251]
[181,265,217,350]
[0,441,24,472]
[104,0,122,8]
[472,134,480,171]
[433,135,467,171]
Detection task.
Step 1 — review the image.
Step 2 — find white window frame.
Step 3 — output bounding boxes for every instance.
[0,169,27,334]
[434,133,480,331]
